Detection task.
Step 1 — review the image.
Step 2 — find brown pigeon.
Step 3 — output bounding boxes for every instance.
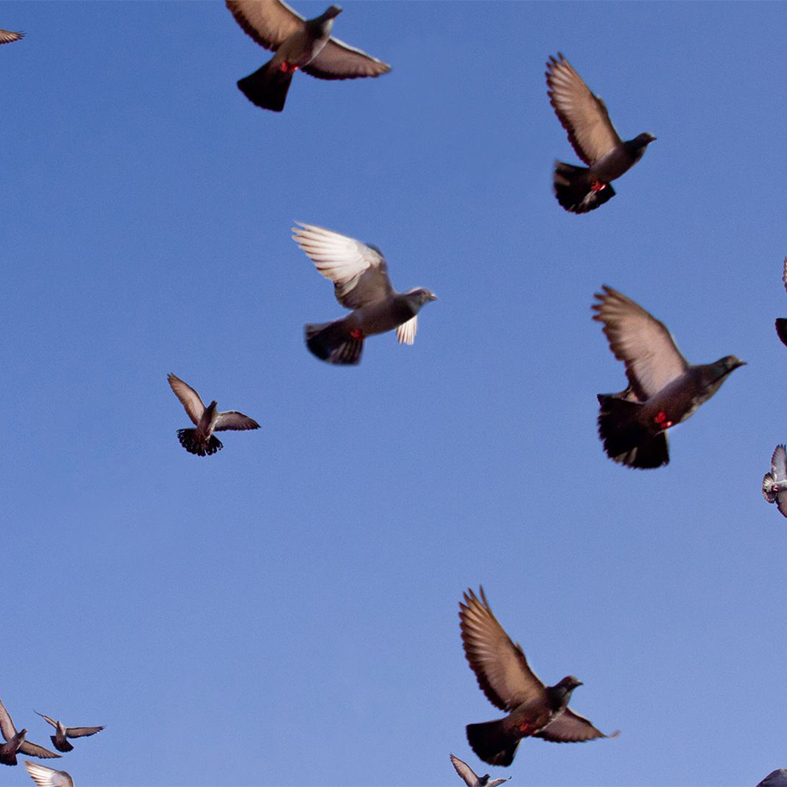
[292,222,436,365]
[33,713,103,753]
[593,286,744,469]
[24,762,73,787]
[168,374,260,456]
[0,28,23,44]
[459,587,616,767]
[546,53,655,213]
[226,0,390,112]
[0,698,59,766]
[775,258,787,347]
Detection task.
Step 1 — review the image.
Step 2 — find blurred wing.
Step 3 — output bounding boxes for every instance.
[533,708,618,743]
[33,713,57,730]
[459,587,546,712]
[168,374,205,425]
[18,741,61,760]
[592,286,689,400]
[64,725,104,739]
[396,315,417,345]
[772,445,787,482]
[24,762,72,787]
[225,0,303,51]
[449,754,477,787]
[0,697,17,741]
[214,412,260,432]
[293,222,394,309]
[777,489,787,519]
[0,28,23,44]
[304,38,391,80]
[763,472,777,504]
[546,53,621,165]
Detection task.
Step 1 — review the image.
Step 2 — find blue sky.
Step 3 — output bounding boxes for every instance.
[2,1,787,785]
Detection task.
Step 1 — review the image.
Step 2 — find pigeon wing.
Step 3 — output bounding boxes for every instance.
[213,412,261,432]
[763,472,778,504]
[18,741,61,760]
[168,374,205,425]
[592,286,689,401]
[546,53,622,165]
[395,315,417,345]
[225,0,304,51]
[533,708,618,743]
[757,771,787,787]
[0,28,23,44]
[304,38,391,80]
[33,713,57,730]
[23,762,73,787]
[459,587,547,712]
[64,725,104,739]
[293,222,394,309]
[449,754,478,787]
[772,445,787,482]
[0,697,18,741]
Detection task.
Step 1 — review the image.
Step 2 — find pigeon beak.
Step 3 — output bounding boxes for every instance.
[428,293,438,301]
[735,360,747,369]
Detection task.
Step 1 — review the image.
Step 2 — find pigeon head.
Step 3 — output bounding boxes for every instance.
[403,288,437,308]
[719,355,746,371]
[321,5,343,20]
[633,132,657,148]
[550,675,583,701]
[479,777,490,786]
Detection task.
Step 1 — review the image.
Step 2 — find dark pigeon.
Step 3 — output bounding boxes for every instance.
[459,587,617,767]
[292,222,436,365]
[0,28,23,44]
[450,753,510,787]
[775,258,787,347]
[546,53,655,213]
[756,771,787,787]
[762,445,787,518]
[24,762,73,787]
[33,713,103,754]
[0,698,59,766]
[226,0,390,112]
[168,374,260,456]
[593,286,745,469]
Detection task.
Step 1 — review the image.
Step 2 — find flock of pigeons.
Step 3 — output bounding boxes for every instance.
[3,1,787,784]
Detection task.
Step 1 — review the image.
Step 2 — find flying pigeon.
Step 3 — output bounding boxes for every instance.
[33,713,103,753]
[546,53,655,213]
[775,258,787,347]
[0,28,23,44]
[459,587,617,767]
[167,373,260,456]
[756,771,787,787]
[762,445,787,518]
[593,285,745,469]
[24,762,73,787]
[226,0,390,112]
[0,698,59,766]
[450,753,510,787]
[292,222,437,365]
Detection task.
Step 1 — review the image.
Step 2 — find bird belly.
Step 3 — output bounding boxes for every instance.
[276,30,329,69]
[351,301,412,337]
[590,147,634,183]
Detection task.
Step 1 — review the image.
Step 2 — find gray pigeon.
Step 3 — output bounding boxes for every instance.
[459,587,617,767]
[226,0,390,112]
[0,28,23,44]
[24,762,73,787]
[292,222,437,365]
[450,753,510,787]
[762,445,787,518]
[0,698,59,766]
[757,771,787,787]
[593,286,745,469]
[546,53,655,213]
[33,713,103,753]
[168,373,260,456]
[775,258,787,347]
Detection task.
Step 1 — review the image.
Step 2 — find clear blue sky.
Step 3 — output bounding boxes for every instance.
[2,2,786,785]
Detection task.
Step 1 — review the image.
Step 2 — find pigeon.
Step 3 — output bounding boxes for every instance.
[0,697,59,766]
[33,713,103,753]
[226,0,390,112]
[450,753,510,787]
[775,258,787,347]
[24,762,73,787]
[593,285,745,469]
[757,771,787,787]
[762,445,787,518]
[0,28,23,45]
[292,222,437,365]
[167,373,260,456]
[459,587,617,767]
[546,53,655,213]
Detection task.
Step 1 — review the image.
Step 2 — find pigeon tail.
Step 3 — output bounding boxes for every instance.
[176,429,223,457]
[305,321,363,365]
[237,58,293,112]
[466,720,519,767]
[553,161,616,214]
[776,318,787,348]
[51,737,73,753]
[597,395,668,469]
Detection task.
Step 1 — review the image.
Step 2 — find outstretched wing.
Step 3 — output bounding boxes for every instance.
[33,712,57,730]
[546,53,621,165]
[533,708,618,743]
[214,412,260,432]
[0,697,17,741]
[449,754,478,787]
[225,0,304,51]
[18,741,61,760]
[459,587,547,712]
[64,725,104,739]
[293,222,394,309]
[592,286,689,401]
[304,38,391,80]
[168,374,205,425]
[0,28,23,45]
[24,762,73,787]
